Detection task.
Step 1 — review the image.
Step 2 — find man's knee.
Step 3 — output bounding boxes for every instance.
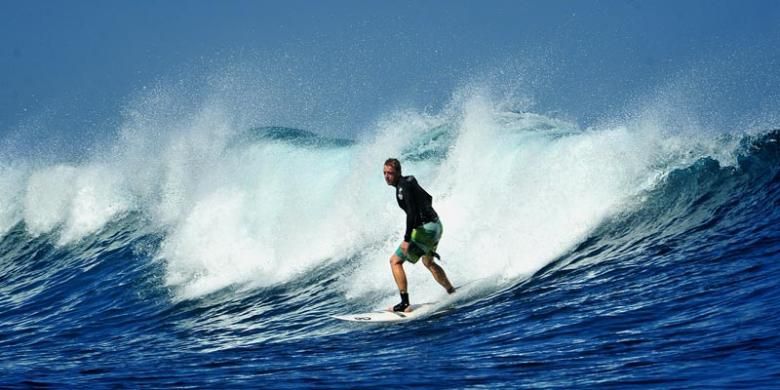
[390,254,404,265]
[421,255,434,268]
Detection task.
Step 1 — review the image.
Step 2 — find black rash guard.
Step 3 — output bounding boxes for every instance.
[395,175,439,242]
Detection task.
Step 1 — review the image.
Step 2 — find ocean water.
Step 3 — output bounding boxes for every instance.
[1,92,779,388]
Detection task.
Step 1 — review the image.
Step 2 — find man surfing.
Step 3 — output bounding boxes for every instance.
[383,158,455,312]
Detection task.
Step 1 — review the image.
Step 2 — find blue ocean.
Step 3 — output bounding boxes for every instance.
[1,88,780,388]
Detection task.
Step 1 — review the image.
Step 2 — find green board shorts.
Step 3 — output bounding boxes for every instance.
[395,219,443,264]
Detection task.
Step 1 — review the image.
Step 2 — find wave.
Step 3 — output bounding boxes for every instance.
[1,90,776,306]
[3,86,780,389]
[535,129,780,276]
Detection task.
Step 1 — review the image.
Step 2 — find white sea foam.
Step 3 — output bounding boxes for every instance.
[0,83,744,301]
[340,92,734,307]
[21,163,132,244]
[0,164,27,236]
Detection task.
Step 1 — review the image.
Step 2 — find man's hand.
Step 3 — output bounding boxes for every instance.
[401,241,409,255]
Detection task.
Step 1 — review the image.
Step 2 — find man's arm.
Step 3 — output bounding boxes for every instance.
[403,177,419,242]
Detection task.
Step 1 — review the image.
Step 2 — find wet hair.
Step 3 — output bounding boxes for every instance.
[384,158,401,174]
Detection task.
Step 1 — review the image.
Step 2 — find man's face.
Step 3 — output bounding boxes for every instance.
[383,164,399,186]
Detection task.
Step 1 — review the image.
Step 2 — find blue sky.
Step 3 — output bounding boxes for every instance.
[2,0,779,147]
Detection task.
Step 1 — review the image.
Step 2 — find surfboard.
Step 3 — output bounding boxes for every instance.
[333,280,480,323]
[333,303,438,323]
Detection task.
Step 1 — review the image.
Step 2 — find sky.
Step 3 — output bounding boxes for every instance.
[1,0,779,150]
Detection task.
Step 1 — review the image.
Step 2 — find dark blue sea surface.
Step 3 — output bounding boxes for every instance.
[2,124,780,388]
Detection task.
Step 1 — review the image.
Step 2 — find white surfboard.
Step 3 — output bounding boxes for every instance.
[333,303,438,323]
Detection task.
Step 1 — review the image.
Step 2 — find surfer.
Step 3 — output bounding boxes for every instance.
[383,158,455,312]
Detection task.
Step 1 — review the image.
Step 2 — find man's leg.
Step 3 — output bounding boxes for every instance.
[421,255,455,294]
[390,253,411,311]
[390,253,408,293]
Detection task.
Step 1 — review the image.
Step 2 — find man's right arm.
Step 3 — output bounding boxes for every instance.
[402,177,419,242]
